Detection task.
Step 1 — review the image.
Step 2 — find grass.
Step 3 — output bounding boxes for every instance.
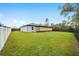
[0,31,79,56]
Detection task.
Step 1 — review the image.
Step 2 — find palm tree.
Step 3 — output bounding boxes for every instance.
[45,18,49,26]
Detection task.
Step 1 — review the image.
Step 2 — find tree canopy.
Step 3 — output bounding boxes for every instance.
[59,3,79,30]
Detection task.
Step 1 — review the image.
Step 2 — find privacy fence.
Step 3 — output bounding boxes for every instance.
[0,26,11,51]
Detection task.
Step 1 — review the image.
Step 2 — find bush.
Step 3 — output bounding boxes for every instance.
[12,28,20,31]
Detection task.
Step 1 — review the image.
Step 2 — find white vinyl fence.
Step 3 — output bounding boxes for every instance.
[0,26,11,51]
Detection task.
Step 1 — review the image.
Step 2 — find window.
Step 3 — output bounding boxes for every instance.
[32,26,34,30]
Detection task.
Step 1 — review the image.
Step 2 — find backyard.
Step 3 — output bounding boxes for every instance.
[0,31,79,56]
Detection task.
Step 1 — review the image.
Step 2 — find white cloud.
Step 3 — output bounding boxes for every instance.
[13,19,18,23]
[11,19,44,28]
[11,19,27,28]
[20,20,26,24]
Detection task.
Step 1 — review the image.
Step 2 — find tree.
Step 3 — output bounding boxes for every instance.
[51,23,54,27]
[0,24,1,26]
[45,18,49,26]
[0,22,4,27]
[52,20,73,31]
[59,3,79,30]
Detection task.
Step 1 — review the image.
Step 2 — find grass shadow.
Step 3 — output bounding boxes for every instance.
[74,31,79,42]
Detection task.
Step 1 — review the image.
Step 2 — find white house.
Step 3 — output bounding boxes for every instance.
[20,23,53,32]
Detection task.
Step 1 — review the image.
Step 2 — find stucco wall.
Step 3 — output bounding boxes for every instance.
[20,26,28,32]
[20,26,37,32]
[36,27,52,31]
[21,26,52,32]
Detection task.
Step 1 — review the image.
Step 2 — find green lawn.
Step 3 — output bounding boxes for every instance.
[0,31,79,56]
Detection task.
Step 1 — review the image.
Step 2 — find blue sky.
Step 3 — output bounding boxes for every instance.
[0,3,66,28]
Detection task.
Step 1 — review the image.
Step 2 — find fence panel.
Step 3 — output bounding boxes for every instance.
[0,27,11,51]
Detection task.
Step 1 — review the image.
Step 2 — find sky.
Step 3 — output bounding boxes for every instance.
[0,3,67,28]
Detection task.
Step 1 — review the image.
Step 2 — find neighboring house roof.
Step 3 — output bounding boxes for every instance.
[0,23,11,28]
[20,23,52,28]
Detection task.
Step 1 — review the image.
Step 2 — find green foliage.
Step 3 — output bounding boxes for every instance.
[0,24,1,27]
[12,28,20,31]
[0,23,2,27]
[52,20,73,32]
[59,3,79,30]
[0,23,4,27]
[0,31,79,56]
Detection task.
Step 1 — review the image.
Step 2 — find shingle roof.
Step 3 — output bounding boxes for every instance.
[20,23,52,28]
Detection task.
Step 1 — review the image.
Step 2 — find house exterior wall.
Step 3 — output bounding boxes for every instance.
[26,26,36,32]
[20,26,52,32]
[20,26,37,32]
[20,26,27,32]
[36,27,52,31]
